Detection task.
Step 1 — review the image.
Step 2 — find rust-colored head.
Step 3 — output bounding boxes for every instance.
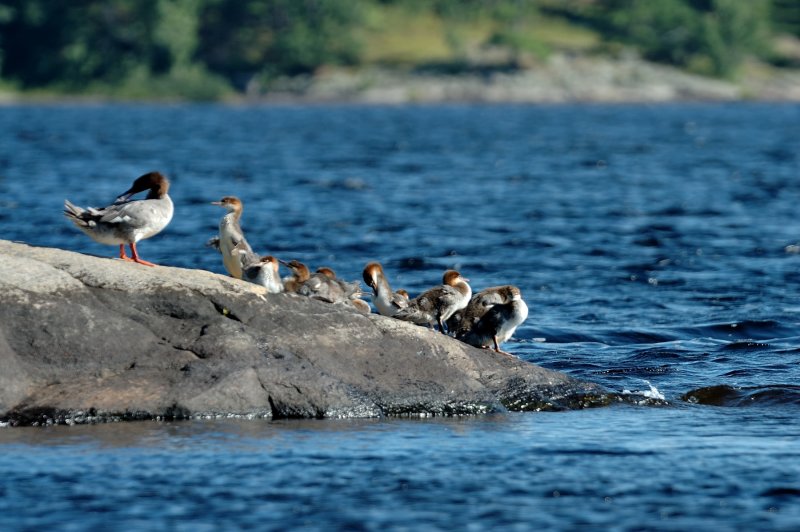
[316,267,337,279]
[395,289,409,300]
[117,171,170,202]
[362,262,384,290]
[211,196,243,214]
[443,269,468,286]
[261,255,280,274]
[279,259,310,281]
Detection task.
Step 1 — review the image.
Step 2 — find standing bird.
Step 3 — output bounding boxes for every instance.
[456,285,528,356]
[362,262,408,316]
[64,171,173,266]
[394,270,471,332]
[210,196,253,279]
[447,285,511,335]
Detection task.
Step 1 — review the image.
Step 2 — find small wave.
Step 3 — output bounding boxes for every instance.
[681,320,792,341]
[598,365,672,376]
[721,341,771,351]
[602,330,677,345]
[621,380,666,402]
[682,384,800,407]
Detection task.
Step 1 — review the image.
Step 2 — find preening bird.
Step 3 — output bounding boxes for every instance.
[64,171,174,266]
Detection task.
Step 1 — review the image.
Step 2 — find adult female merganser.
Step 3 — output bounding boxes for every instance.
[211,196,253,279]
[456,285,528,356]
[63,171,173,266]
[394,270,471,332]
[362,261,408,316]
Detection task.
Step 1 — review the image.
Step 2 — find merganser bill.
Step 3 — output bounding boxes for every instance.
[362,261,408,316]
[394,270,471,332]
[211,196,253,279]
[63,171,173,266]
[456,285,528,356]
[279,259,311,293]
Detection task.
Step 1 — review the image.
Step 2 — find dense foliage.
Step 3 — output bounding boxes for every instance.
[0,0,794,98]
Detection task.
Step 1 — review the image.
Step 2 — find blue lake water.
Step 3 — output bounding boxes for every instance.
[0,102,799,529]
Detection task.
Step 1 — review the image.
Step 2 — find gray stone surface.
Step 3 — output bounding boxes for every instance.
[0,240,609,426]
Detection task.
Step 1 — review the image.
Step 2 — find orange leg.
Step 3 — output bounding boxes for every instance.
[119,244,135,262]
[493,336,515,358]
[129,242,156,267]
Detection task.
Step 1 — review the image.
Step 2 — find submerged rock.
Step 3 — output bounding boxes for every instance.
[0,240,607,426]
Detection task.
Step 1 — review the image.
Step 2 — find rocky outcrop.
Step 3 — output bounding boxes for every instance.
[0,240,608,426]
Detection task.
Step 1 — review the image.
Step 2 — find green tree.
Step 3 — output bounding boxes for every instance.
[197,0,364,88]
[602,0,771,77]
[0,0,166,87]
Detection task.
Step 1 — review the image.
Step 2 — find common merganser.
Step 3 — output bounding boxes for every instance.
[239,251,283,294]
[64,171,173,267]
[211,196,253,279]
[456,285,528,356]
[394,270,471,332]
[447,285,511,335]
[362,261,408,316]
[298,266,362,304]
[280,259,311,293]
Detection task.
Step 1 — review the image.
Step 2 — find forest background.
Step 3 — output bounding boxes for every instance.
[0,0,798,101]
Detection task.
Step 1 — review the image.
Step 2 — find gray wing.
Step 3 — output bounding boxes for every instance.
[299,274,345,303]
[394,288,443,323]
[391,292,409,309]
[96,199,157,227]
[338,279,363,300]
[450,291,503,336]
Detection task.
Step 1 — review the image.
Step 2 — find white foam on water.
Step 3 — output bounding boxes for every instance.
[622,380,666,401]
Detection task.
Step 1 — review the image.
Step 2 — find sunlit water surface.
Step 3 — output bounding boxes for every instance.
[0,103,799,529]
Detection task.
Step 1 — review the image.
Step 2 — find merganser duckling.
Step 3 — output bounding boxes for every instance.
[349,298,372,314]
[64,171,173,266]
[457,285,528,356]
[280,259,311,293]
[211,196,253,279]
[298,266,362,304]
[394,270,471,332]
[447,285,510,336]
[362,261,408,316]
[239,253,284,294]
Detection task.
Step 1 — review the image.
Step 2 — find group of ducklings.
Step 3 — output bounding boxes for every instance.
[209,196,528,356]
[62,171,529,357]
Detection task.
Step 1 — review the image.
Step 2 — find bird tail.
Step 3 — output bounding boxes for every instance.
[63,200,90,228]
